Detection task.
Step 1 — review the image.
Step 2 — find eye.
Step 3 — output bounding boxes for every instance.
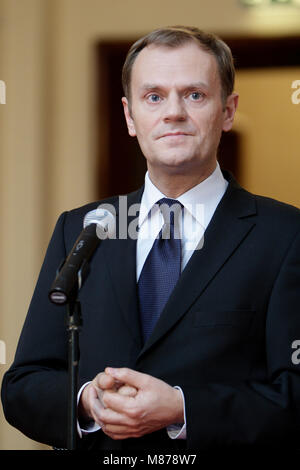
[146,94,161,103]
[190,91,204,101]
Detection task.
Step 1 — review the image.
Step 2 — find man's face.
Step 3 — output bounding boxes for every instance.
[122,42,238,177]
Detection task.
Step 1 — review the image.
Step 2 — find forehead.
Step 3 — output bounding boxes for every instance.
[131,42,220,90]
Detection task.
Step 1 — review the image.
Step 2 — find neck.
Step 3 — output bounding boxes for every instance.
[147,161,217,198]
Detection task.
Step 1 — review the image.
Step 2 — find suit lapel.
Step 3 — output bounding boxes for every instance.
[137,175,257,358]
[103,187,143,348]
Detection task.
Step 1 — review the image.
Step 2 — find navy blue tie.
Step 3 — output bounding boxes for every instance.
[138,198,182,344]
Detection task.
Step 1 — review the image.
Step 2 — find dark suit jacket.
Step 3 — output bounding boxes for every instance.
[2,172,300,450]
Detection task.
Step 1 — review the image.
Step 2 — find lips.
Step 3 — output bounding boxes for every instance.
[158,131,192,139]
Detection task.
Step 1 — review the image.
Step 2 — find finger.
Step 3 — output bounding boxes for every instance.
[90,397,128,430]
[118,385,137,397]
[103,423,141,436]
[102,423,146,440]
[99,404,135,427]
[94,379,134,408]
[94,384,129,409]
[90,396,106,426]
[102,429,133,440]
[103,423,130,434]
[105,367,149,390]
[102,389,136,414]
[94,372,116,390]
[94,385,106,408]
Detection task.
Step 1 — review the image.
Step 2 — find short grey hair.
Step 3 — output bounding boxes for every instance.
[122,26,235,106]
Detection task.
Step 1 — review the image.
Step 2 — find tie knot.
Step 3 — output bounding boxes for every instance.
[158,198,182,226]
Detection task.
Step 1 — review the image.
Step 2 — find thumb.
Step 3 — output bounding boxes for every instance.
[105,367,148,390]
[118,384,137,397]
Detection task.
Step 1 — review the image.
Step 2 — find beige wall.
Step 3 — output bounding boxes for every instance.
[234,67,300,207]
[0,0,299,450]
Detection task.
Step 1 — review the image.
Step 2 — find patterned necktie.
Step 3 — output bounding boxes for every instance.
[138,198,182,344]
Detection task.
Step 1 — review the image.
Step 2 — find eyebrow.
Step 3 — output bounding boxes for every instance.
[140,81,209,92]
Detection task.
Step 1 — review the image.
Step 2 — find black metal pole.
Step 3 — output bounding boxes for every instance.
[67,300,82,450]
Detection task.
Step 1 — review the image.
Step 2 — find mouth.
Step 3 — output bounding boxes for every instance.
[158,132,192,139]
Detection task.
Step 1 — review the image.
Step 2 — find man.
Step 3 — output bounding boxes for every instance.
[2,26,300,451]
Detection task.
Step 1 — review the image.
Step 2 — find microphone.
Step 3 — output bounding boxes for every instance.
[49,208,115,305]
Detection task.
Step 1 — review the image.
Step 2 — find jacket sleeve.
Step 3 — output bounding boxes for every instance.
[1,212,71,448]
[183,229,300,449]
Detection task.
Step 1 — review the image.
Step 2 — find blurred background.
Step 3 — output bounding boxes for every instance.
[0,0,299,450]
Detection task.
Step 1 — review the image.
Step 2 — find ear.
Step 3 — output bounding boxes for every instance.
[122,97,137,137]
[222,93,239,132]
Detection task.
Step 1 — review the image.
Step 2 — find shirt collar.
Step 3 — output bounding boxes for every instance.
[138,163,228,229]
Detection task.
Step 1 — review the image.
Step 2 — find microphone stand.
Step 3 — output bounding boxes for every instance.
[50,257,93,450]
[51,266,85,450]
[49,214,112,449]
[66,296,82,450]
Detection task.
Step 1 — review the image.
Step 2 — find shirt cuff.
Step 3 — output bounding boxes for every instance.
[77,381,101,438]
[166,386,187,439]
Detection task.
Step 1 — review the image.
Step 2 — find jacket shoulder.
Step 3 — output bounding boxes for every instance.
[223,170,300,229]
[254,193,300,226]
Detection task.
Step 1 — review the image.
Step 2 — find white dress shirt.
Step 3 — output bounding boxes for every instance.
[137,163,228,279]
[78,163,228,439]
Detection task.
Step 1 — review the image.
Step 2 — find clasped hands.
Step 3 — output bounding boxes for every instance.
[79,367,184,440]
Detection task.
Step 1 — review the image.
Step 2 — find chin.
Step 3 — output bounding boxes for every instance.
[156,156,198,173]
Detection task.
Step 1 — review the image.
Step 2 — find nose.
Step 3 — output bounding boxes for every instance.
[163,93,187,122]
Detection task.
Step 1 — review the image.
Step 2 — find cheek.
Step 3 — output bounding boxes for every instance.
[132,103,162,134]
[198,110,224,140]
[134,125,154,156]
[133,118,158,143]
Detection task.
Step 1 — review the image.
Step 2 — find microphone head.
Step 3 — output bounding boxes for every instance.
[83,207,116,239]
